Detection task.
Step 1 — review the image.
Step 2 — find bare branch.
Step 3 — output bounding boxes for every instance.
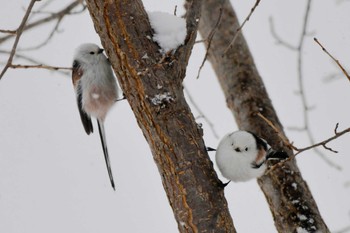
[256,112,297,150]
[314,37,350,82]
[0,0,38,80]
[19,17,63,51]
[258,112,349,173]
[222,0,261,56]
[269,17,297,50]
[0,0,83,45]
[184,86,219,139]
[196,8,222,79]
[0,29,16,34]
[9,64,72,71]
[0,49,70,76]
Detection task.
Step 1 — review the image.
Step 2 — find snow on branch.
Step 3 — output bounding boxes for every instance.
[148,11,187,53]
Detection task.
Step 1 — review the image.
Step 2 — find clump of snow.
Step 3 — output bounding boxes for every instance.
[147,11,187,53]
[151,92,174,106]
[297,214,308,221]
[296,227,309,233]
[291,182,298,190]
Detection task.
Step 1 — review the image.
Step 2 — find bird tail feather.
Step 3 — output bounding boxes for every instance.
[97,120,115,190]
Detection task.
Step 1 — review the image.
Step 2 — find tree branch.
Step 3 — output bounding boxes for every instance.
[222,0,261,56]
[85,0,236,232]
[9,64,72,71]
[314,37,350,82]
[198,0,330,232]
[0,0,83,45]
[0,0,38,80]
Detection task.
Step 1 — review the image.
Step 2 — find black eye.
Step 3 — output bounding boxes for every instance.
[245,147,248,151]
[234,148,241,152]
[89,51,95,55]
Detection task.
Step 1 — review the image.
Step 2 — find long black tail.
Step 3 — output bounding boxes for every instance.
[97,120,115,190]
[266,148,289,161]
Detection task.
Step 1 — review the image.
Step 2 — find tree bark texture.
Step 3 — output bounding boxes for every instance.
[85,0,236,232]
[198,0,330,232]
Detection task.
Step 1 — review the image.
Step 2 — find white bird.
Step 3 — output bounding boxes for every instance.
[213,130,288,183]
[72,43,118,190]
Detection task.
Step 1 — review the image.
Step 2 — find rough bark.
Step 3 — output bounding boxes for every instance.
[85,0,236,232]
[198,0,330,232]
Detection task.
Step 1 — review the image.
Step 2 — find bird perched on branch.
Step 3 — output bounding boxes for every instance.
[209,130,288,183]
[72,43,118,190]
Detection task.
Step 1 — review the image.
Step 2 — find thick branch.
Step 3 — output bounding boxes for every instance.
[85,0,236,232]
[198,0,330,232]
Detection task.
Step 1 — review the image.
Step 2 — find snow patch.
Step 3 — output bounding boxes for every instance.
[292,182,298,190]
[292,199,300,204]
[296,227,309,233]
[148,11,187,53]
[297,214,308,221]
[151,92,174,106]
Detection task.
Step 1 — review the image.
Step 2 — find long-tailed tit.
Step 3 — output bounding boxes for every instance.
[72,43,118,190]
[213,130,288,183]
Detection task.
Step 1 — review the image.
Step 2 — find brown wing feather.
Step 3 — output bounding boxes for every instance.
[72,60,93,135]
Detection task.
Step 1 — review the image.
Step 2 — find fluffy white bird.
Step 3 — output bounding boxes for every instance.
[214,130,288,183]
[72,43,118,190]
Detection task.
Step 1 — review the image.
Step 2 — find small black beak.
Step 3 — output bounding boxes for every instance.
[98,48,104,54]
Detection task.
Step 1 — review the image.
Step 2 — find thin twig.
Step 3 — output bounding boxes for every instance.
[19,17,63,51]
[269,17,297,50]
[222,0,261,56]
[314,37,350,82]
[0,29,16,34]
[196,8,223,79]
[0,0,38,80]
[295,0,341,169]
[0,49,70,76]
[184,86,219,139]
[0,0,83,45]
[257,112,348,173]
[10,64,72,71]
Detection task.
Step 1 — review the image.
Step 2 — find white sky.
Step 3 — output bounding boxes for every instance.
[1,1,350,233]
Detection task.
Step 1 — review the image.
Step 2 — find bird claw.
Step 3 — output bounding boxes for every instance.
[251,162,262,169]
[206,147,216,152]
[218,180,231,188]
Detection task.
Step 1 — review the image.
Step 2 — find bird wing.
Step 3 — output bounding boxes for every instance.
[72,60,94,135]
[97,119,115,190]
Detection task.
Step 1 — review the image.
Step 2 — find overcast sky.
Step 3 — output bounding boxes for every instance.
[1,1,350,233]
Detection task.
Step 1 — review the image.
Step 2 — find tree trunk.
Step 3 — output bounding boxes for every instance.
[85,0,236,232]
[198,0,330,232]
